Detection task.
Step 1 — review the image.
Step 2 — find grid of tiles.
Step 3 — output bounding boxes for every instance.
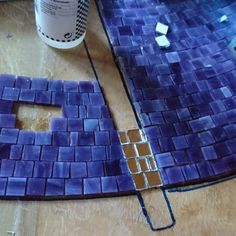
[118,129,162,190]
[97,0,236,187]
[0,74,135,199]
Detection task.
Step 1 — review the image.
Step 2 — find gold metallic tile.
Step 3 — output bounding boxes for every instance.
[132,173,147,189]
[127,129,142,143]
[139,159,149,172]
[136,143,151,156]
[145,171,162,187]
[118,131,128,144]
[127,159,138,173]
[123,144,136,158]
[148,157,157,171]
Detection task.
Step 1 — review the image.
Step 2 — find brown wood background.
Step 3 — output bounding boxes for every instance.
[0,1,235,235]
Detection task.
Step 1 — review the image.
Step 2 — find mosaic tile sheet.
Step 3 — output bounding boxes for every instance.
[97,0,236,187]
[0,74,137,199]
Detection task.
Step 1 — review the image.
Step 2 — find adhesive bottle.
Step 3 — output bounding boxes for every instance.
[34,0,90,49]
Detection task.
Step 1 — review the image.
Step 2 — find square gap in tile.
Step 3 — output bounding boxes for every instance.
[13,103,61,131]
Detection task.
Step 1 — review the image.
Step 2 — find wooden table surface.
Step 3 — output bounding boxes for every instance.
[0,1,235,235]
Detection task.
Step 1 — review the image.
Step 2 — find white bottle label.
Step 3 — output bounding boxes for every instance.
[35,0,89,42]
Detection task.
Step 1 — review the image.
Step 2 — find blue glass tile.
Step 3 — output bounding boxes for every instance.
[27,178,45,196]
[116,175,135,192]
[10,145,23,160]
[0,114,16,128]
[101,176,118,193]
[187,148,204,163]
[14,161,34,177]
[2,87,20,101]
[89,93,105,106]
[18,131,35,145]
[92,146,106,161]
[31,78,48,90]
[172,150,190,165]
[155,152,175,168]
[224,124,236,138]
[19,89,35,102]
[53,162,70,178]
[108,145,123,160]
[0,159,15,177]
[0,144,12,159]
[50,118,67,131]
[48,80,63,92]
[70,132,78,146]
[22,145,41,161]
[84,177,101,195]
[77,132,94,146]
[14,75,31,89]
[71,162,87,178]
[196,161,214,178]
[214,142,232,158]
[79,81,94,93]
[75,146,92,161]
[87,105,102,118]
[104,160,121,176]
[35,132,52,145]
[182,164,200,181]
[94,131,110,145]
[33,161,52,178]
[58,147,74,162]
[41,146,58,161]
[0,178,7,195]
[0,100,13,114]
[68,118,83,132]
[84,119,99,131]
[87,162,104,177]
[52,132,70,146]
[201,146,217,160]
[63,81,78,92]
[198,131,215,145]
[99,119,115,131]
[62,105,78,118]
[165,167,185,185]
[0,128,19,144]
[46,179,64,196]
[65,179,82,195]
[67,93,82,105]
[35,91,51,104]
[210,159,229,175]
[0,74,15,87]
[51,92,66,105]
[6,177,26,196]
[172,136,189,150]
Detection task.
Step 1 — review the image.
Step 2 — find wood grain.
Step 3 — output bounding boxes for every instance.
[0,1,235,235]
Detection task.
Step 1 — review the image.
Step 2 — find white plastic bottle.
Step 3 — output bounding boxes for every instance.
[34,0,90,49]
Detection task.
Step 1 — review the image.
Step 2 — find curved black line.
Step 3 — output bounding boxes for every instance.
[167,174,236,193]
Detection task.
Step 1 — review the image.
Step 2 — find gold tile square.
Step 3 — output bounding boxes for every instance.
[148,157,157,171]
[139,159,149,172]
[127,129,142,143]
[123,144,136,158]
[118,131,128,144]
[132,173,147,189]
[145,171,162,187]
[127,159,139,173]
[136,143,151,156]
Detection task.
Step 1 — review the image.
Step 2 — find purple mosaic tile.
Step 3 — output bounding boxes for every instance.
[97,0,236,187]
[0,76,135,199]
